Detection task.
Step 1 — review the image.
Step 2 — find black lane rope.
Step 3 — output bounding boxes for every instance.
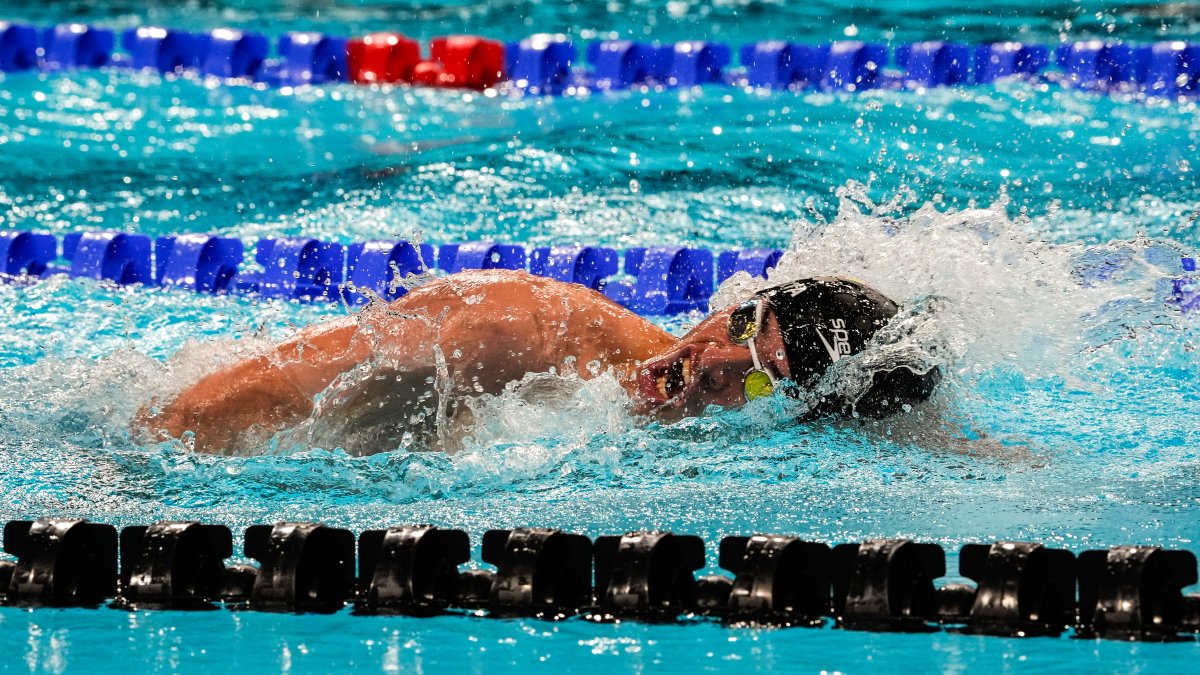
[2,518,1199,641]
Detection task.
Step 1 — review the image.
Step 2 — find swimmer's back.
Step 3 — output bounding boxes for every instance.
[370,269,673,382]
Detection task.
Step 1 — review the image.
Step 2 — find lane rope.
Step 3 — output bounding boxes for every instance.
[3,230,1195,315]
[2,22,1198,97]
[1,517,1198,641]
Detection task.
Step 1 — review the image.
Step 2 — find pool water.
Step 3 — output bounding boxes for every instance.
[2,1,1200,672]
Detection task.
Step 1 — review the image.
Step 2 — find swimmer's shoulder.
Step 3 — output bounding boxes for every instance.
[383,270,646,339]
[396,269,609,307]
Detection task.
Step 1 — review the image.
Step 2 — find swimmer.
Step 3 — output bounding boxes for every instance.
[138,270,939,454]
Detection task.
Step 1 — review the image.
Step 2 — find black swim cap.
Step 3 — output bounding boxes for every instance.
[756,277,940,416]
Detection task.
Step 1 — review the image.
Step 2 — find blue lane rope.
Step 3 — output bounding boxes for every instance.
[2,21,1199,97]
[0,229,782,314]
[1,230,1196,316]
[1,517,1199,641]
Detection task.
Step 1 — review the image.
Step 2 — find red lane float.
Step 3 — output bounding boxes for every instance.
[411,35,505,89]
[346,32,420,84]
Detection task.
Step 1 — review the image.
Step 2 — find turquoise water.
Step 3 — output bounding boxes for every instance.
[2,1,1200,672]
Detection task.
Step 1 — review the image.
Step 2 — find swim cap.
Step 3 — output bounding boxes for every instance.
[756,277,940,416]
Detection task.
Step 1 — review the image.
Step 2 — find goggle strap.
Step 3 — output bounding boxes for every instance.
[746,335,778,388]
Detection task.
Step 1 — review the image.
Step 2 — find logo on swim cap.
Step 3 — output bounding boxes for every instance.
[814,319,852,364]
[756,277,897,386]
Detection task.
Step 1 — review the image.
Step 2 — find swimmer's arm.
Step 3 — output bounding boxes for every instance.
[139,317,373,453]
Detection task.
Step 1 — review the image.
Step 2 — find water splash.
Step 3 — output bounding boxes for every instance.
[714,187,1191,388]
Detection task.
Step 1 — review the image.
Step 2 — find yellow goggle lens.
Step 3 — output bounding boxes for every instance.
[743,369,775,401]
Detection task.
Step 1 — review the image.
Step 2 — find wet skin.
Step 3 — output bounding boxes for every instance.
[632,301,792,420]
[140,269,791,454]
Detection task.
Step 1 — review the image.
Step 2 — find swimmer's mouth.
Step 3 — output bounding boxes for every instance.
[639,348,695,406]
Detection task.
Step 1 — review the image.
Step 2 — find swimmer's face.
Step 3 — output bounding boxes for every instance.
[634,300,792,419]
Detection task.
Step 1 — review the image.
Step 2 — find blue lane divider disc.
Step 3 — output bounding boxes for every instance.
[0,21,38,72]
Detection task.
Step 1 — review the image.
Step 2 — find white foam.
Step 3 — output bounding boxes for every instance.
[712,186,1185,391]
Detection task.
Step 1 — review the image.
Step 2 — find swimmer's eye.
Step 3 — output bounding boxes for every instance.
[728,300,761,344]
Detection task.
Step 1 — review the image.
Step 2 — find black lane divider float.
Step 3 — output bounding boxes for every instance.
[2,518,1200,641]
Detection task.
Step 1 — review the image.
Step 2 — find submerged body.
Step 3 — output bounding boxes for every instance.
[141,270,930,455]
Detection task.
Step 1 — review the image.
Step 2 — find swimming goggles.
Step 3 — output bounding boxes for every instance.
[728,297,779,401]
